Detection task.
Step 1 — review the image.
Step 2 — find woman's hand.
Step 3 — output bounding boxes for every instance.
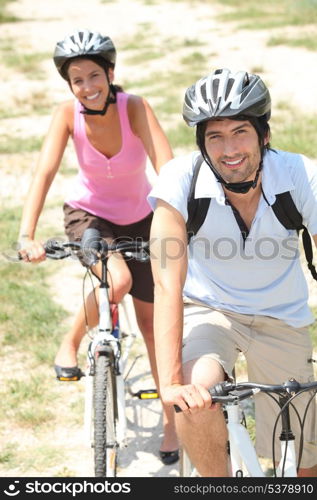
[18,238,46,263]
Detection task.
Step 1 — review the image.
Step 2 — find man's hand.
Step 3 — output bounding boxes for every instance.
[161,383,212,414]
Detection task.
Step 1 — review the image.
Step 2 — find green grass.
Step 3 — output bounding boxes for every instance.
[0,0,20,23]
[120,24,155,51]
[180,51,209,67]
[0,135,44,154]
[215,0,317,30]
[0,206,71,467]
[0,443,16,466]
[0,207,67,363]
[0,90,51,119]
[2,50,51,78]
[167,122,196,150]
[21,445,65,472]
[268,35,317,52]
[271,110,317,159]
[125,49,162,65]
[4,376,55,425]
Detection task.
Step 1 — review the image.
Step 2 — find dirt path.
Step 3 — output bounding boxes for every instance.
[1,0,317,478]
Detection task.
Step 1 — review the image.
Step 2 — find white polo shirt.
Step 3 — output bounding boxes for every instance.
[148,149,317,327]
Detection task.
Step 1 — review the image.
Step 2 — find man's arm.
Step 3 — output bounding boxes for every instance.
[150,199,211,412]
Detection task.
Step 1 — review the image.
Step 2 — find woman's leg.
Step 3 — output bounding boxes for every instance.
[132,297,179,454]
[54,255,132,367]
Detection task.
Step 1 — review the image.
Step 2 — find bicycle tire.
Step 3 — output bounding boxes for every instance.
[94,354,118,477]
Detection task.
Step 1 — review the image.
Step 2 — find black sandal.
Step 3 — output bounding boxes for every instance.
[159,449,179,465]
[54,364,84,381]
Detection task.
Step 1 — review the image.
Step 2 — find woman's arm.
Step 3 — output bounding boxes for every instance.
[128,95,173,173]
[18,102,71,261]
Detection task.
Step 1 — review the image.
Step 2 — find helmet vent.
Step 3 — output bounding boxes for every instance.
[53,30,116,78]
[182,68,271,127]
[243,73,250,87]
[200,82,207,102]
[212,80,219,102]
[225,78,234,100]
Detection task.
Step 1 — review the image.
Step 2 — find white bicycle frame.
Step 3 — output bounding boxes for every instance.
[226,402,297,477]
[84,288,136,449]
[181,395,298,478]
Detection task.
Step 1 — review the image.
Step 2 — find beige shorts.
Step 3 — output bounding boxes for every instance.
[182,300,317,468]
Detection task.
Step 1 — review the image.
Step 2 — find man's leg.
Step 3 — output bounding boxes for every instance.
[246,316,317,476]
[176,357,229,477]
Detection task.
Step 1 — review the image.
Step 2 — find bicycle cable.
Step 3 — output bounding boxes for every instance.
[269,388,316,476]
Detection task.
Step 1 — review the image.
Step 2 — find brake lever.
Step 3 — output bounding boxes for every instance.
[44,240,71,259]
[123,249,150,262]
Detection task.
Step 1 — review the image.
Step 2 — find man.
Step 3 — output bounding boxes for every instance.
[148,68,317,476]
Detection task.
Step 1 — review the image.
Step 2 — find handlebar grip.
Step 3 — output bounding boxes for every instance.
[81,228,106,266]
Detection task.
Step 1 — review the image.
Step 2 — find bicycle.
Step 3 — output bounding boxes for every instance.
[42,228,158,477]
[176,377,317,477]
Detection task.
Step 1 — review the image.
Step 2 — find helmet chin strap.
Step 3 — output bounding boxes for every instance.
[224,163,262,193]
[202,150,263,194]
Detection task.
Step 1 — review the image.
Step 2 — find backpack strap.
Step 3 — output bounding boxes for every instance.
[186,154,211,243]
[272,192,317,281]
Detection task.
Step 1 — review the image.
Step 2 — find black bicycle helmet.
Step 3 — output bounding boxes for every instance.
[53,29,116,79]
[183,68,271,127]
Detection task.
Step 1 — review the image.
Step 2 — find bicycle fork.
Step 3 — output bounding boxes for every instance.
[226,403,265,477]
[226,396,297,477]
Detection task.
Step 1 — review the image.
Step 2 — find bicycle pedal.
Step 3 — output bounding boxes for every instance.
[54,365,85,382]
[57,375,82,382]
[133,389,159,400]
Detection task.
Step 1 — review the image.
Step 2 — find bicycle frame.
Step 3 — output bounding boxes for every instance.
[83,257,136,450]
[226,402,297,477]
[178,377,317,478]
[180,403,297,478]
[226,403,264,477]
[39,233,152,476]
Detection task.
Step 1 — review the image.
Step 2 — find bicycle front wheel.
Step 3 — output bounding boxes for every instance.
[94,354,117,477]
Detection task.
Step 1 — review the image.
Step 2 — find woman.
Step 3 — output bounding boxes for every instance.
[18,29,178,465]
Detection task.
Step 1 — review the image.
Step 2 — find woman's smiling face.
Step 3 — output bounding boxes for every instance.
[67,58,113,110]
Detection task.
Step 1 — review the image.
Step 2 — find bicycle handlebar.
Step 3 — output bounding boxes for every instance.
[19,227,150,264]
[44,238,149,261]
[210,378,317,403]
[174,378,317,412]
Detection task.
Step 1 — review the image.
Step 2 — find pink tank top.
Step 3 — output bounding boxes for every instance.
[65,92,152,225]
